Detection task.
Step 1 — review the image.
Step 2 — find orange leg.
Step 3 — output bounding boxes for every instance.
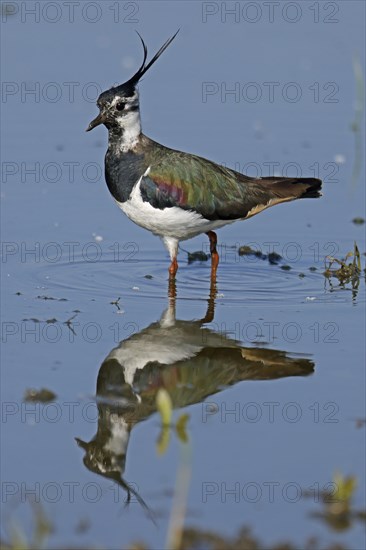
[206,231,219,273]
[168,276,177,299]
[168,257,178,278]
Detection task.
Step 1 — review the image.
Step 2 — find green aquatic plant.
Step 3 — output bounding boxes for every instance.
[1,502,53,550]
[318,473,360,532]
[323,242,363,289]
[304,472,365,533]
[155,389,192,550]
[156,388,173,455]
[330,472,357,509]
[155,389,190,454]
[156,388,173,427]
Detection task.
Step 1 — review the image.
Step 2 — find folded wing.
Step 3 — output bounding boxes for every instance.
[140,149,322,221]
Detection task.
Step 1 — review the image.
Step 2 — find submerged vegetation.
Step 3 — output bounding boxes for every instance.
[4,389,361,550]
[1,502,53,550]
[323,242,364,290]
[23,388,56,403]
[2,494,365,550]
[305,473,366,533]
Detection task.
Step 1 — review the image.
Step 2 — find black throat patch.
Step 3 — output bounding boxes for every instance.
[105,148,148,203]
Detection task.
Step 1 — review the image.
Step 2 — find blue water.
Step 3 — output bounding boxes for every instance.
[1,2,365,548]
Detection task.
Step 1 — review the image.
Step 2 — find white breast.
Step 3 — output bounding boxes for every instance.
[115,171,234,240]
[107,335,202,387]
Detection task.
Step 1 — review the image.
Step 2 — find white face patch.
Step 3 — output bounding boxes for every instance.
[111,91,141,152]
[111,90,139,109]
[104,417,130,455]
[116,110,141,152]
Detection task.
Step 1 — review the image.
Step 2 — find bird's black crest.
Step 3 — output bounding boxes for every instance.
[102,30,180,101]
[127,29,180,86]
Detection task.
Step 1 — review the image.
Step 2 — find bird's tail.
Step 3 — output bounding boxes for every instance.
[261,176,322,200]
[235,175,323,220]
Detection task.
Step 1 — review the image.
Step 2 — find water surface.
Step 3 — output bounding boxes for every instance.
[1,2,365,548]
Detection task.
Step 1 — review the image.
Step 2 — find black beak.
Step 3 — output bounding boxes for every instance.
[86,112,105,132]
[75,437,89,450]
[86,31,179,133]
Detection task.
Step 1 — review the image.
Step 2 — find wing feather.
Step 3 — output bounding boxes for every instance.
[139,148,321,221]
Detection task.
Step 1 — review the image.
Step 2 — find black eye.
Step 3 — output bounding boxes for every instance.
[115,102,125,111]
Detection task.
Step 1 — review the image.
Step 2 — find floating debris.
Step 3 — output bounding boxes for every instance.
[110,298,124,312]
[23,317,58,323]
[144,274,153,279]
[352,217,365,225]
[24,388,57,403]
[238,246,285,267]
[92,233,103,242]
[110,297,121,309]
[268,251,282,265]
[280,265,292,271]
[37,295,68,302]
[238,245,265,259]
[187,251,209,263]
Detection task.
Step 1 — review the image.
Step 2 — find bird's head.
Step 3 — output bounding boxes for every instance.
[86,30,179,133]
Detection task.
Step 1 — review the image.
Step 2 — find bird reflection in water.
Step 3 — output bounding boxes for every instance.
[76,280,315,516]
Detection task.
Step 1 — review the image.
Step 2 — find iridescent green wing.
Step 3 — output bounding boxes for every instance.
[139,150,268,221]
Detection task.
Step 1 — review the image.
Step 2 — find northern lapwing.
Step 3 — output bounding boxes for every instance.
[87,32,322,278]
[76,296,313,514]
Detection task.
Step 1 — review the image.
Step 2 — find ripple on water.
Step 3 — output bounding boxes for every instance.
[27,249,363,307]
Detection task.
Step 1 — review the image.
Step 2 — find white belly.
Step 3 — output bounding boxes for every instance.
[115,177,233,240]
